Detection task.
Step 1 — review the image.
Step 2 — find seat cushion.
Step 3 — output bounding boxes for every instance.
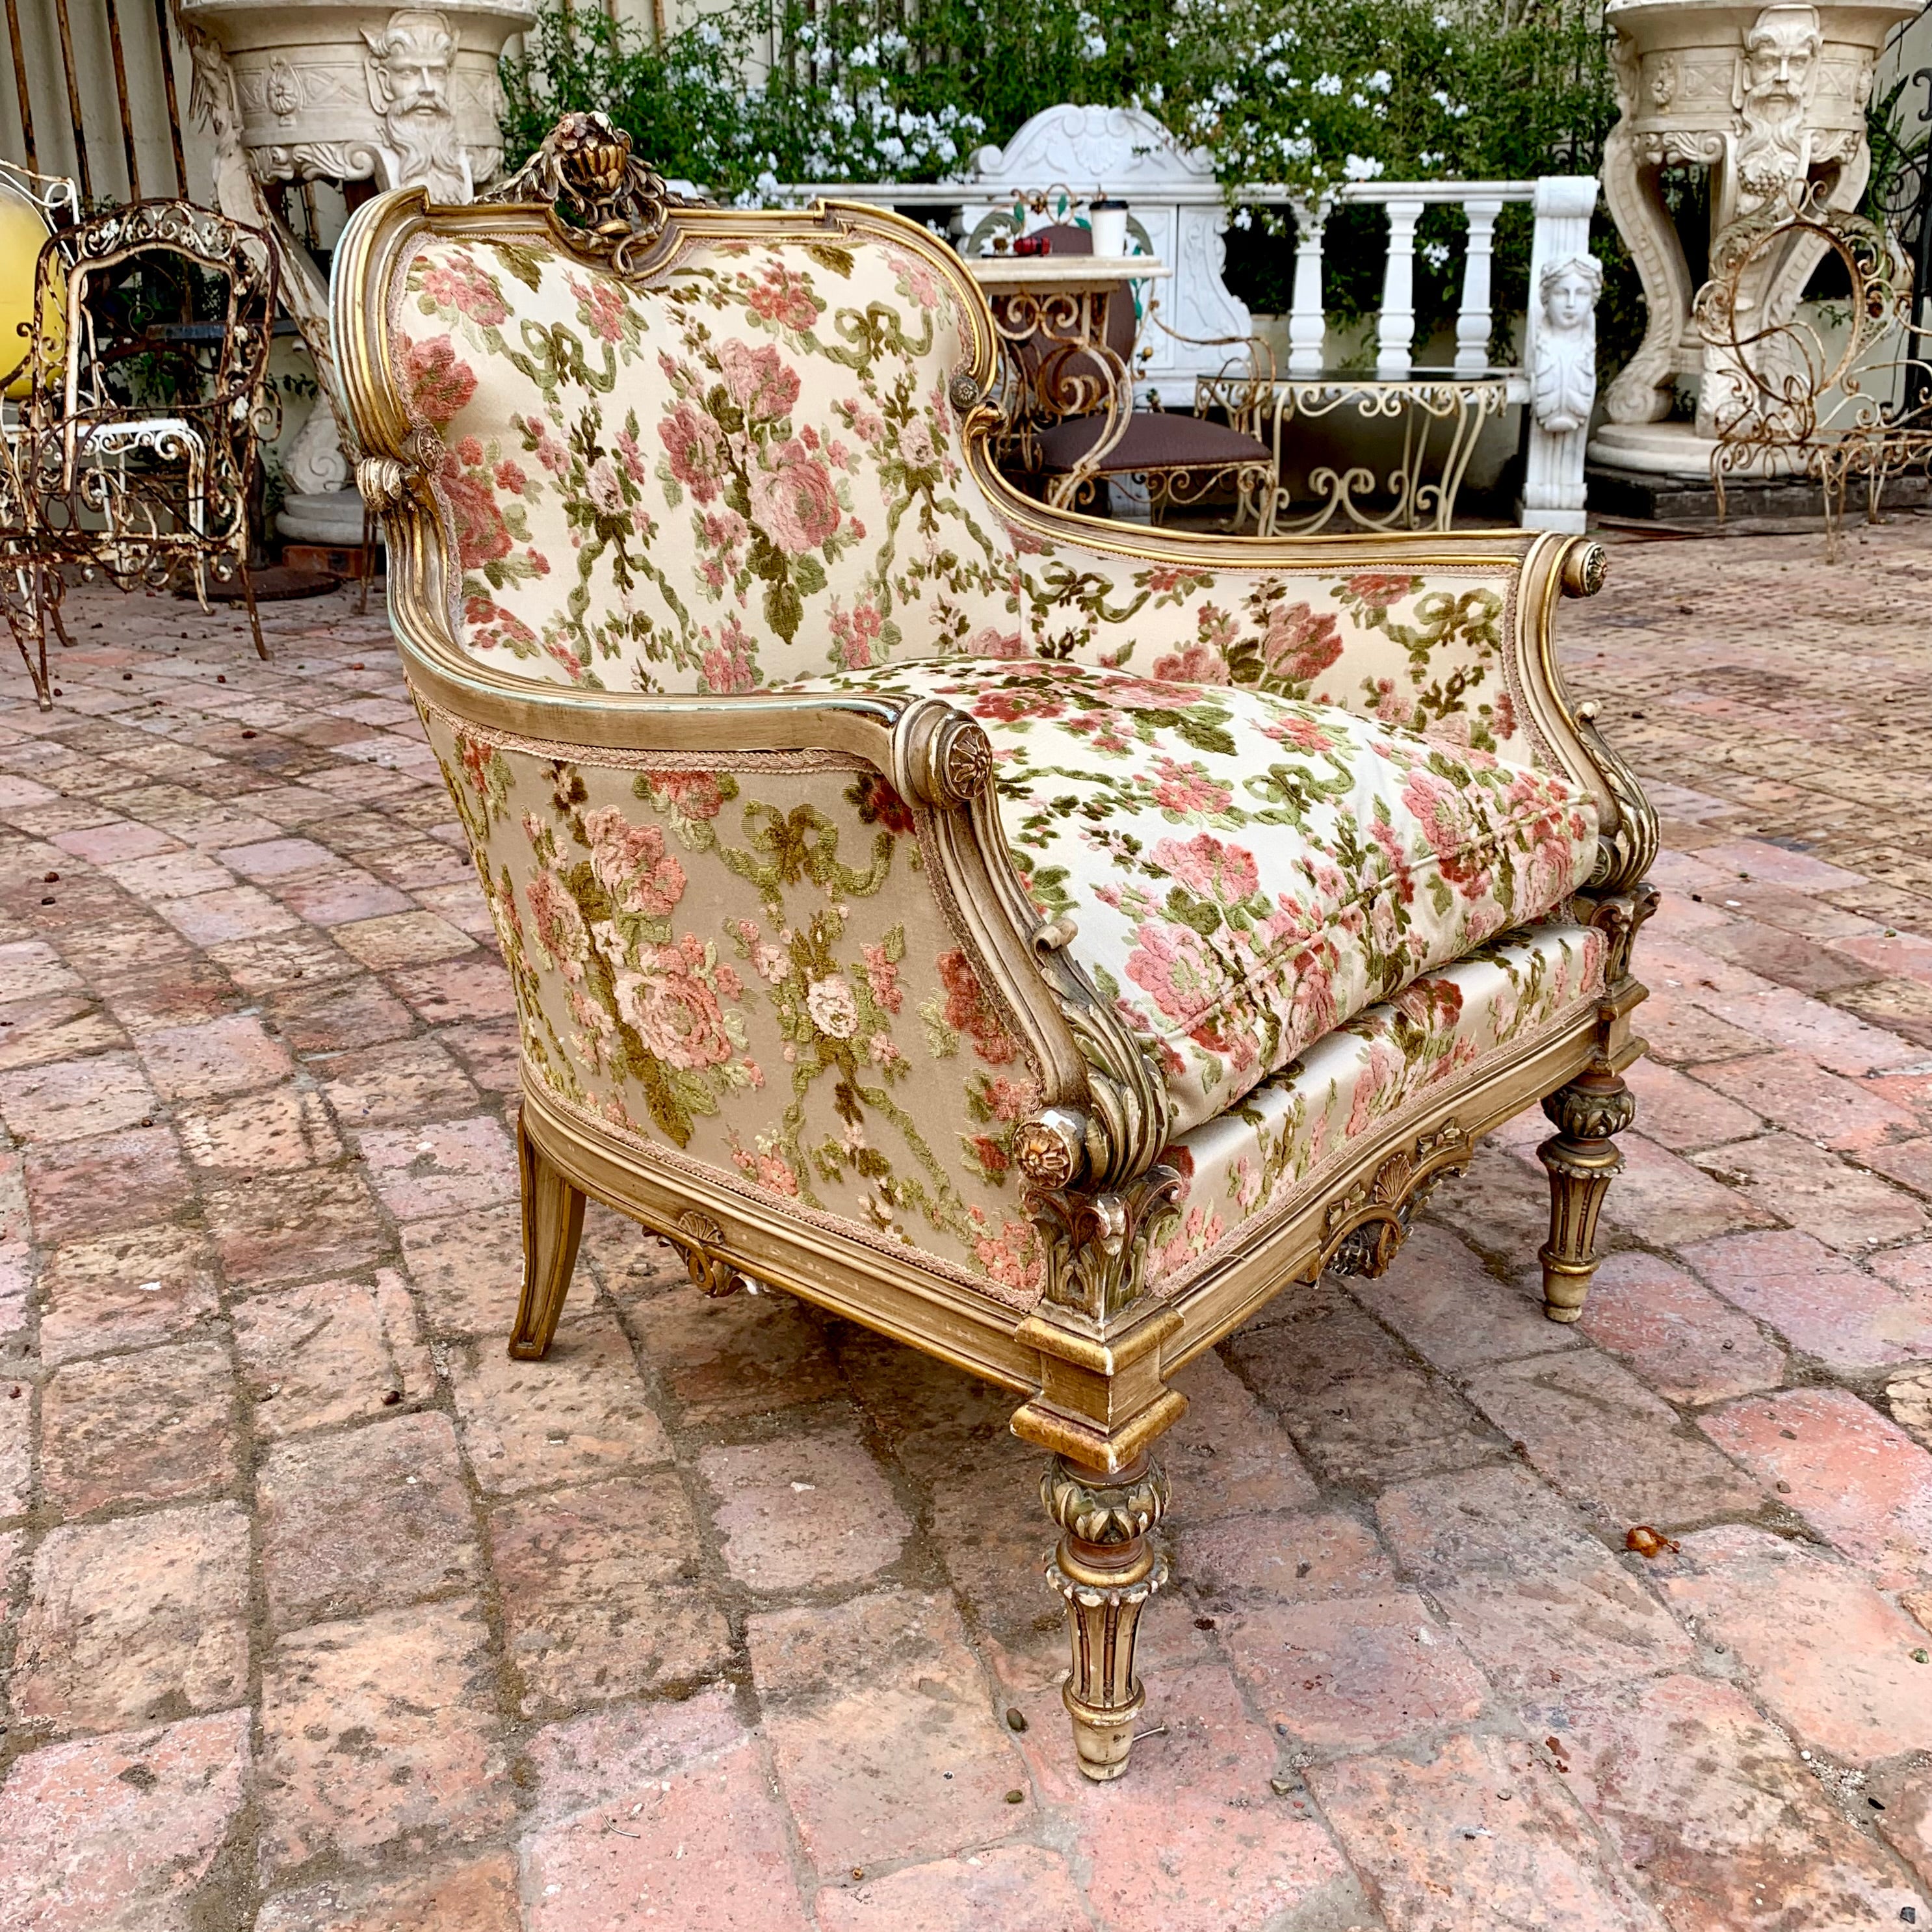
[1034,408,1273,476]
[790,658,1600,1134]
[1151,917,1609,1292]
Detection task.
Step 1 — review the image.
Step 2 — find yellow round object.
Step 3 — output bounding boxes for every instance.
[0,181,58,400]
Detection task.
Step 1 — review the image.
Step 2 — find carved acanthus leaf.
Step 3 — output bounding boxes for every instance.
[487,111,688,273]
[1321,1119,1472,1278]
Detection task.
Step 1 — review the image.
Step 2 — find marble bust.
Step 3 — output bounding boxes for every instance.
[1530,253,1604,436]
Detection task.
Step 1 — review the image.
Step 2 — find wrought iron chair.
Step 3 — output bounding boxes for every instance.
[1695,189,1932,559]
[982,222,1279,530]
[1,201,280,706]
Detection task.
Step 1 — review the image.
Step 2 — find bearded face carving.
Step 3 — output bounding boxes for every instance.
[363,8,471,201]
[1733,3,1822,207]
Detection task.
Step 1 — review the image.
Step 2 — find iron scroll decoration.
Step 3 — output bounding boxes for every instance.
[484,111,686,271]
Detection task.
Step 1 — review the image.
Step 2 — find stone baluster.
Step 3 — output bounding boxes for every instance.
[1376,197,1424,379]
[1286,201,1327,376]
[1455,197,1503,374]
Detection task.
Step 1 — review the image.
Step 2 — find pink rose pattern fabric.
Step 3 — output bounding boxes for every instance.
[398,232,1021,689]
[1152,918,1608,1292]
[397,226,1561,775]
[428,711,1052,1303]
[798,659,1597,1134]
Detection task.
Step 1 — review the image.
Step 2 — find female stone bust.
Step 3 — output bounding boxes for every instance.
[1530,253,1604,436]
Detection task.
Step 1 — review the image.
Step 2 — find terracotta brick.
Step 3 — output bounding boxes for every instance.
[400,1203,525,1336]
[1600,1131,1784,1247]
[176,1085,342,1173]
[438,1016,519,1093]
[622,1278,843,1424]
[265,974,415,1054]
[1466,1350,1763,1530]
[699,1424,911,1591]
[387,954,516,1023]
[0,1050,159,1143]
[449,1311,670,1494]
[10,1503,251,1732]
[1708,986,1924,1078]
[153,883,299,947]
[98,846,235,901]
[1223,1277,1502,1487]
[137,1012,293,1100]
[0,1709,252,1932]
[523,1688,809,1932]
[490,1472,729,1713]
[203,1168,391,1288]
[232,1271,433,1437]
[1680,1227,1932,1369]
[1638,984,1774,1066]
[259,1411,482,1633]
[0,991,125,1073]
[333,909,475,971]
[1219,1587,1489,1747]
[817,1847,1095,1932]
[51,819,179,865]
[255,1597,513,1881]
[1864,1760,1932,1897]
[40,1341,239,1516]
[319,1036,480,1127]
[0,1384,26,1519]
[25,1124,190,1243]
[1689,1047,1922,1153]
[217,835,339,880]
[205,926,363,995]
[358,1114,519,1220]
[1162,1348,1320,1522]
[1623,1058,1762,1152]
[1578,1249,1786,1405]
[1179,1505,1396,1604]
[273,866,413,927]
[1376,1462,1694,1695]
[1699,1385,1932,1587]
[750,1588,1025,1875]
[1422,1137,1557,1267]
[1690,1130,1930,1251]
[1557,1673,1925,1931]
[39,1221,219,1365]
[253,1854,523,1932]
[1350,1222,1579,1374]
[1311,1729,1665,1932]
[1657,1522,1932,1765]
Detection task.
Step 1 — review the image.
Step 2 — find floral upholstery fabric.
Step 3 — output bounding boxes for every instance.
[421,705,1053,1304]
[397,229,1021,690]
[395,222,1571,786]
[1153,918,1608,1293]
[1014,528,1548,766]
[795,659,1598,1134]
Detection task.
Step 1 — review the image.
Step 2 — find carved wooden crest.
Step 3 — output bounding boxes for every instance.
[1320,1119,1473,1279]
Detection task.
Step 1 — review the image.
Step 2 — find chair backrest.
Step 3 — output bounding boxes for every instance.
[356,151,1024,692]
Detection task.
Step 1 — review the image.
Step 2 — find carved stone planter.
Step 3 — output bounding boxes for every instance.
[180,0,533,536]
[1589,0,1914,477]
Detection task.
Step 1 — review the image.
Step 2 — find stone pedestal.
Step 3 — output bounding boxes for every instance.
[1590,0,1914,478]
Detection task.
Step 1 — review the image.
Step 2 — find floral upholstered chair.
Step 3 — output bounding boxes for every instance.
[332,114,1656,1782]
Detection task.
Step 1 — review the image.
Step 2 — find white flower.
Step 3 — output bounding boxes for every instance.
[1422,240,1452,269]
[1344,154,1387,181]
[1314,72,1343,96]
[1364,68,1393,94]
[807,974,859,1038]
[754,943,789,984]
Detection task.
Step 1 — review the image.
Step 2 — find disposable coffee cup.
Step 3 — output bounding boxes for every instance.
[1090,198,1129,259]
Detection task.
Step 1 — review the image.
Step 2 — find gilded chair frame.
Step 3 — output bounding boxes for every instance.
[330,117,1657,1782]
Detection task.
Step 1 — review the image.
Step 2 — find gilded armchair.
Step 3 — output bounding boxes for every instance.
[330,114,1656,1782]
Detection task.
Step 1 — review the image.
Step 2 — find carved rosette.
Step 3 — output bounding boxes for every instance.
[1042,1452,1169,1781]
[1320,1121,1472,1279]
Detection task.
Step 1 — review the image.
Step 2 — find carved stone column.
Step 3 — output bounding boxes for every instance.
[1589,0,1913,478]
[1537,1062,1639,1322]
[1041,1452,1169,1781]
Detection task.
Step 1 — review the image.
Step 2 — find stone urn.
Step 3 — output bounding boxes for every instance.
[1589,0,1916,477]
[179,0,534,539]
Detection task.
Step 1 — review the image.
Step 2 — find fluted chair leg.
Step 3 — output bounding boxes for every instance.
[510,1114,585,1360]
[1041,1451,1170,1781]
[1537,1064,1637,1323]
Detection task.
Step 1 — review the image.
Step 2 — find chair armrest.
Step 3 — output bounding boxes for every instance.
[395,607,1173,1207]
[992,477,1653,896]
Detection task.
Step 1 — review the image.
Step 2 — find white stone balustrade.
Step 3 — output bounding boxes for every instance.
[784,103,1600,532]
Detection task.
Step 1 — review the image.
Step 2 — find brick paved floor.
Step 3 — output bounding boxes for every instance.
[3,519,1932,1929]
